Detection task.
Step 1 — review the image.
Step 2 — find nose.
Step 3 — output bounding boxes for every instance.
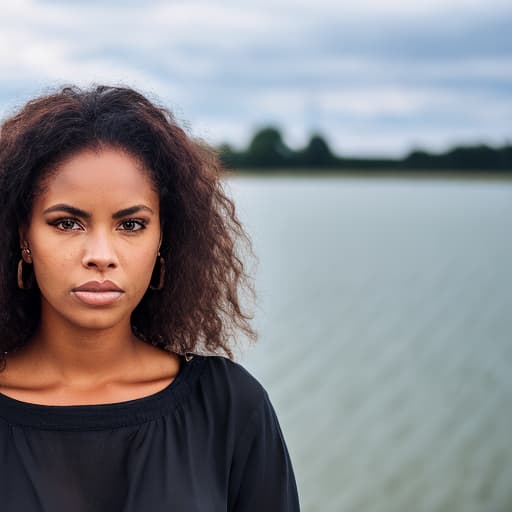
[81,230,118,270]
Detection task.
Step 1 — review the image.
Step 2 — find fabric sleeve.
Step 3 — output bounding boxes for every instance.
[228,391,300,511]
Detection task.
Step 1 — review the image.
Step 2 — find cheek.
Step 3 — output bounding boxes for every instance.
[31,250,75,293]
[129,250,159,287]
[27,222,73,269]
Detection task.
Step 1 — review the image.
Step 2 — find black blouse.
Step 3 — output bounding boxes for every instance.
[0,355,300,511]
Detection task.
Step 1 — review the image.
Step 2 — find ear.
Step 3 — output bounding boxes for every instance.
[18,225,28,249]
[18,224,28,249]
[158,231,163,252]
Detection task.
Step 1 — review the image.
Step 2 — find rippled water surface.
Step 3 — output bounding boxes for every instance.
[225,175,512,512]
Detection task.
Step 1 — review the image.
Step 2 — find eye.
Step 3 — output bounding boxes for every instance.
[52,218,83,231]
[119,219,147,232]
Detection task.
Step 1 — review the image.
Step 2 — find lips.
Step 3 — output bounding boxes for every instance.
[73,280,123,292]
[72,280,124,306]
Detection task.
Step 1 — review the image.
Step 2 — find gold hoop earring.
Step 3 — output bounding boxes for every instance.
[149,252,165,291]
[17,258,34,290]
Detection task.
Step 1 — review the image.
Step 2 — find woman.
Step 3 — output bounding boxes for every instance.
[0,85,299,511]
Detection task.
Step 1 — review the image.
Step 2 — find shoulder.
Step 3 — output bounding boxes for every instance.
[195,357,300,510]
[196,355,267,403]
[188,354,269,422]
[183,355,300,510]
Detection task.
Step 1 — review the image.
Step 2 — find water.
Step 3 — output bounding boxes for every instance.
[224,175,512,512]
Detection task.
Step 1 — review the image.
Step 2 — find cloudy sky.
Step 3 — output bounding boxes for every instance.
[0,0,510,157]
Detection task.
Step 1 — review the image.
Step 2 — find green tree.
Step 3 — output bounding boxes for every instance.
[299,134,335,167]
[217,143,240,169]
[245,127,293,167]
[445,145,500,170]
[403,149,437,169]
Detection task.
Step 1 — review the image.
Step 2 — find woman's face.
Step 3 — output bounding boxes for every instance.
[21,146,162,331]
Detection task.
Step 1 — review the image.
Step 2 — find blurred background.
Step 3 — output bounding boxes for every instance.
[1,1,511,510]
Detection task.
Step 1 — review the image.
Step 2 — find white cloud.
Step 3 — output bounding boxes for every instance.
[0,0,509,156]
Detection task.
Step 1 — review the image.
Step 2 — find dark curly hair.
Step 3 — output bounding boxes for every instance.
[0,84,257,365]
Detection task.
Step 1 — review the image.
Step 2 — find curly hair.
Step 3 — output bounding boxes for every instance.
[0,84,257,364]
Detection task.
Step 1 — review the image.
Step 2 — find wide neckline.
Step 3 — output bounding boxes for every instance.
[0,355,206,431]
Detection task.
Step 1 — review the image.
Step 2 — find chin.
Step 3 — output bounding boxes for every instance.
[58,308,131,332]
[41,295,136,332]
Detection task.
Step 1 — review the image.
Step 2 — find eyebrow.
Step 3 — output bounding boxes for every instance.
[42,203,155,219]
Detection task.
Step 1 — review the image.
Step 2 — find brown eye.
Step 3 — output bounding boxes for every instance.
[53,218,82,231]
[119,219,146,232]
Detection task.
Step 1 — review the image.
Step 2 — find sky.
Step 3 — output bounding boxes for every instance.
[0,0,510,157]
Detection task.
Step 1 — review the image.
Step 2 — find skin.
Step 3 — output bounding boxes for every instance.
[0,146,180,405]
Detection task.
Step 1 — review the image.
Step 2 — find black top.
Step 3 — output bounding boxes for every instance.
[0,355,300,511]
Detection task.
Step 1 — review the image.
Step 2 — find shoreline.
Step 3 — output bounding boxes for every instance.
[224,169,512,181]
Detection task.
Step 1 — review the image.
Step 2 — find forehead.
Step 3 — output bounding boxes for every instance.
[35,147,159,210]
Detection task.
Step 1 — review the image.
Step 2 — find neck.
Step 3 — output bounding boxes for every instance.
[26,313,141,387]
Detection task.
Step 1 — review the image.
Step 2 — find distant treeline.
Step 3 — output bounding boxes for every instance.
[218,127,512,172]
